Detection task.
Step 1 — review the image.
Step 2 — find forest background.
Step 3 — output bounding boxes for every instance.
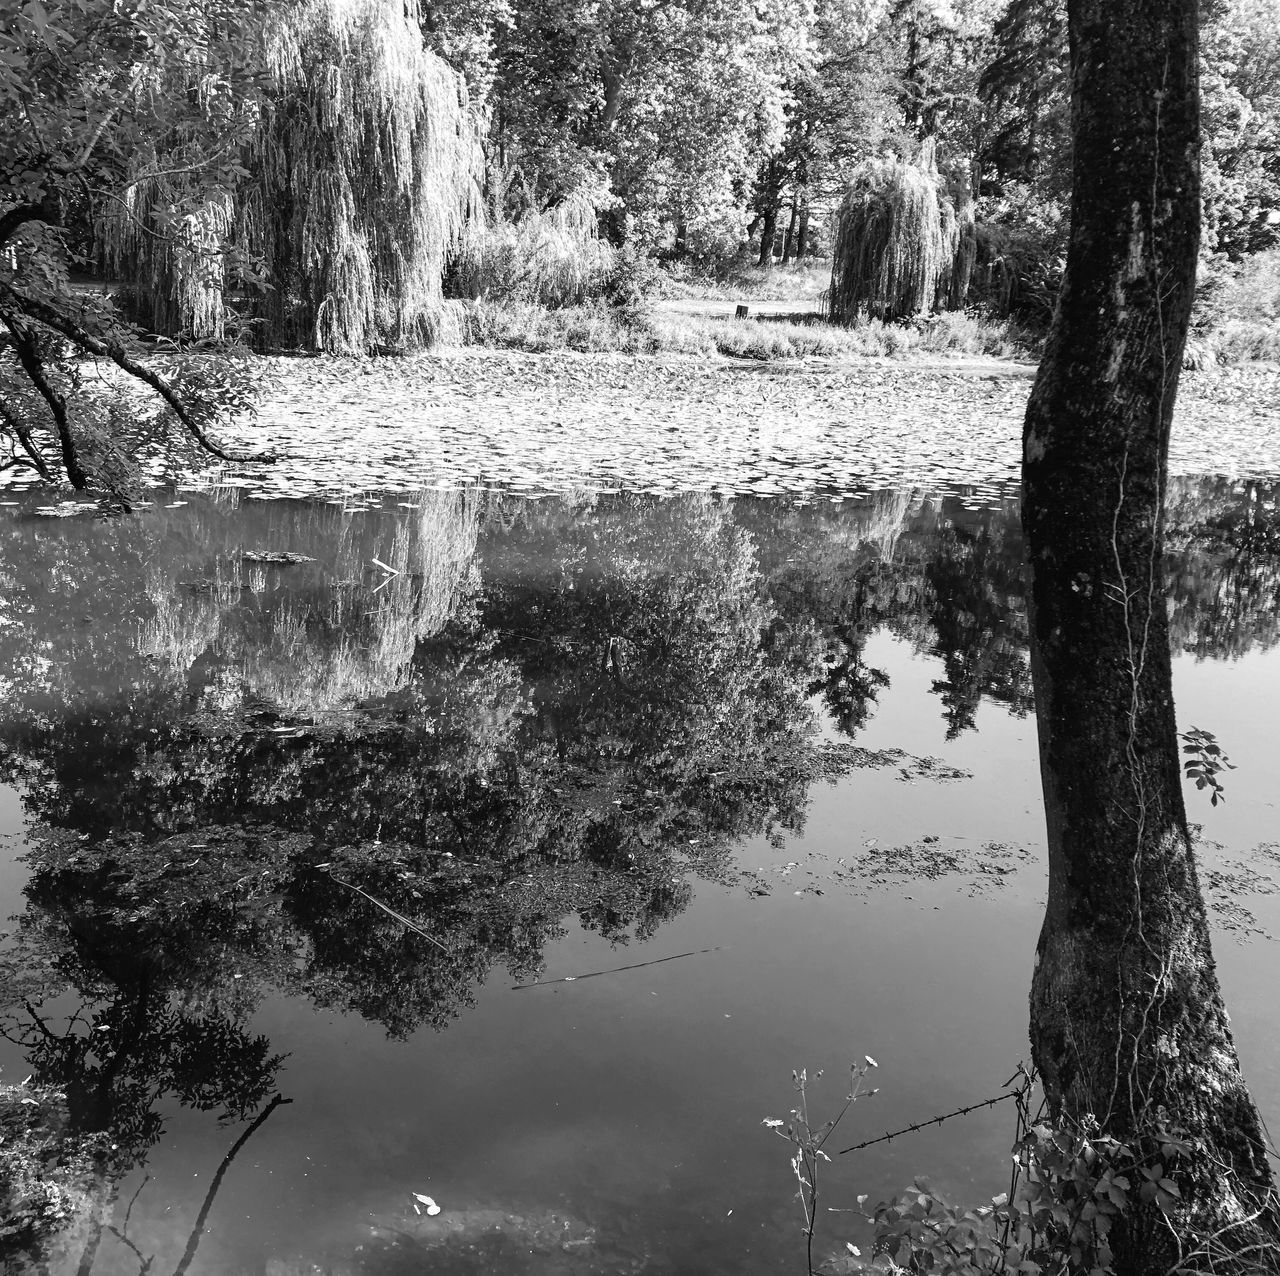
[2,0,1278,484]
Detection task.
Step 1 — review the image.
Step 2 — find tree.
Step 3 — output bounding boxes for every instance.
[748,0,903,265]
[1021,0,1279,1269]
[1200,0,1280,255]
[487,0,809,250]
[2,0,480,493]
[0,0,278,492]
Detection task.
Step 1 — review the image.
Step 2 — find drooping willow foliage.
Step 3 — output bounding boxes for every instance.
[248,0,481,351]
[447,186,616,309]
[103,0,481,354]
[104,192,235,341]
[828,139,969,325]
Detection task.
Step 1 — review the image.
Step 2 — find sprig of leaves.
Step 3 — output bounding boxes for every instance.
[1180,726,1235,806]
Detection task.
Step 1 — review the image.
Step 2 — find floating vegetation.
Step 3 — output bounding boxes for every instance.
[810,744,972,784]
[1201,844,1279,943]
[740,839,1032,901]
[3,353,1278,503]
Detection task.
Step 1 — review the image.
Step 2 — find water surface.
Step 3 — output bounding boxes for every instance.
[1,480,1278,1275]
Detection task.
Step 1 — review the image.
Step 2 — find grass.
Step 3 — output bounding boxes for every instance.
[461,297,1036,362]
[655,258,833,304]
[1189,248,1280,366]
[462,246,1280,368]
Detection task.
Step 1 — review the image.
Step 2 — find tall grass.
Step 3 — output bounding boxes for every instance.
[656,259,833,303]
[462,300,1034,361]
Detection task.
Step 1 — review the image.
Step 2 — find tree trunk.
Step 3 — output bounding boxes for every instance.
[781,200,799,264]
[757,205,778,268]
[947,175,975,311]
[1022,1,1279,1271]
[599,41,633,137]
[795,202,810,262]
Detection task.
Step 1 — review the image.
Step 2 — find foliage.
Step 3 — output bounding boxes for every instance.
[0,1084,104,1266]
[1179,726,1236,806]
[447,187,616,309]
[829,139,962,323]
[867,1116,1191,1276]
[105,0,483,353]
[1200,0,1280,257]
[0,0,278,491]
[1189,247,1280,365]
[247,0,480,352]
[764,1066,1200,1276]
[485,0,810,250]
[1,0,483,494]
[764,1060,879,1276]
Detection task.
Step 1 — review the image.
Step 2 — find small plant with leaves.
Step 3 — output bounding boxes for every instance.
[1180,725,1236,806]
[860,1070,1193,1276]
[764,1058,880,1275]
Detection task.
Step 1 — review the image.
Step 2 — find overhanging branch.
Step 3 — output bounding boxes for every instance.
[1,285,277,466]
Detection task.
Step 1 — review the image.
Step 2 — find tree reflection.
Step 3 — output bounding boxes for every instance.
[1,479,1277,1268]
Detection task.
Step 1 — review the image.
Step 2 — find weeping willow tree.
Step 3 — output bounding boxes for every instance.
[828,138,970,324]
[103,0,480,353]
[246,0,480,351]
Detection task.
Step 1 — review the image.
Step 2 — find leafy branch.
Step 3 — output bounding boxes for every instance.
[1180,726,1235,807]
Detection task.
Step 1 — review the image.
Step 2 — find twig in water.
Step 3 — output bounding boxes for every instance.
[512,947,722,989]
[327,874,447,951]
[172,1094,291,1276]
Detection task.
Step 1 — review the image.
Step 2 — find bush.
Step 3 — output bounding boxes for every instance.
[969,221,1063,328]
[603,245,661,322]
[1191,249,1280,365]
[446,193,616,310]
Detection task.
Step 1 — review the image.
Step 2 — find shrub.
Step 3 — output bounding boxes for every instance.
[447,191,616,310]
[1191,249,1280,365]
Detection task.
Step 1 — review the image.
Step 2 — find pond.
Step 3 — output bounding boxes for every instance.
[1,476,1279,1275]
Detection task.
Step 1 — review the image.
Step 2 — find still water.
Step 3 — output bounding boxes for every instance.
[1,481,1278,1274]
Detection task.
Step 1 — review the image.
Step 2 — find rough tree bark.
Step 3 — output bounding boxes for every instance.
[781,200,799,264]
[1022,1,1278,1272]
[757,204,778,267]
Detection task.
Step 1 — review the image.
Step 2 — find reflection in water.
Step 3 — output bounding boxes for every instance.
[1,479,1278,1272]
